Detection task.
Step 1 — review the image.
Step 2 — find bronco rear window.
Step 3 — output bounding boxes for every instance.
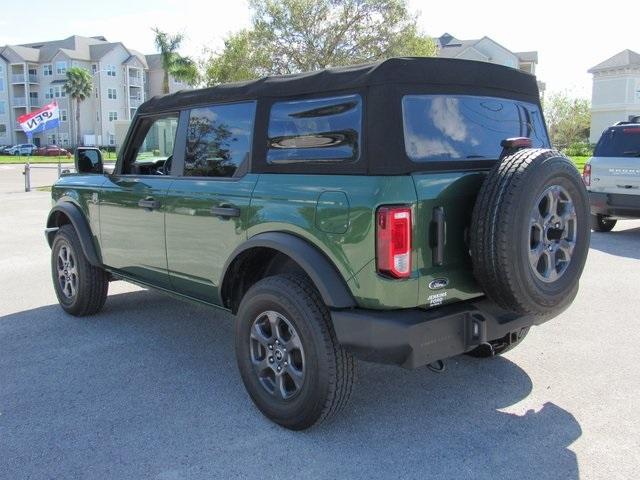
[402,95,549,162]
[267,94,361,164]
[594,127,640,157]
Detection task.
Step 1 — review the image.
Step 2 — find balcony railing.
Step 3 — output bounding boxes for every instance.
[129,97,143,108]
[30,98,40,107]
[128,76,143,86]
[11,73,38,83]
[13,97,27,107]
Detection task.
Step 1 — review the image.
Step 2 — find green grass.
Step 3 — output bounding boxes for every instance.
[569,156,590,172]
[0,155,73,164]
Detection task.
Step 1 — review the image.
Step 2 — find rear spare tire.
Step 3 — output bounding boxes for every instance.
[470,149,590,316]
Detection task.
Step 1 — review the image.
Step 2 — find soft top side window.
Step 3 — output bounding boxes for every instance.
[267,94,362,164]
[183,101,256,178]
[122,114,179,175]
[402,95,549,162]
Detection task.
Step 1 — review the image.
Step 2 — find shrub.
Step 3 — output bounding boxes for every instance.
[563,141,592,157]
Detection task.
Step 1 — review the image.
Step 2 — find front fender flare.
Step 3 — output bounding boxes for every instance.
[221,232,356,309]
[46,202,102,267]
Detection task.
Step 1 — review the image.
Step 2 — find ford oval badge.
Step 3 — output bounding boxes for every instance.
[428,278,449,290]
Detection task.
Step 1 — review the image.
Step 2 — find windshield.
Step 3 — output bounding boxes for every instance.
[402,95,549,162]
[594,127,640,157]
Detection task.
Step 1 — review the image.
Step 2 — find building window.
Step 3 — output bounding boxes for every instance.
[53,86,66,98]
[107,88,117,100]
[0,124,6,137]
[61,110,68,122]
[108,133,115,145]
[92,64,97,74]
[0,101,5,115]
[0,78,4,92]
[108,112,118,122]
[107,65,116,77]
[43,64,52,76]
[45,88,54,99]
[55,61,67,75]
[97,111,100,122]
[60,133,69,145]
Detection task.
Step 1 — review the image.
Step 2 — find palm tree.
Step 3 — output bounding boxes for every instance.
[152,28,199,94]
[63,67,93,147]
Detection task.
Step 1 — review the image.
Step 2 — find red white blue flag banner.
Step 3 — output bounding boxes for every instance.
[17,101,60,135]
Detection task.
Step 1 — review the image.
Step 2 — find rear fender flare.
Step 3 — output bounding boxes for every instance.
[221,232,356,309]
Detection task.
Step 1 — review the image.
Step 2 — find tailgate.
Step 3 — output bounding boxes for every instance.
[590,156,640,195]
[412,172,485,308]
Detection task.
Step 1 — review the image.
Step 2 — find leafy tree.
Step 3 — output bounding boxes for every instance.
[152,28,199,93]
[63,67,93,147]
[543,91,591,149]
[202,0,437,86]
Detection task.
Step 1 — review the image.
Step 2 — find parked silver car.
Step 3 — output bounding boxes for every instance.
[6,143,38,156]
[584,119,640,231]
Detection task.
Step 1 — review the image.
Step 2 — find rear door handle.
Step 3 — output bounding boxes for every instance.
[138,198,161,210]
[211,205,241,218]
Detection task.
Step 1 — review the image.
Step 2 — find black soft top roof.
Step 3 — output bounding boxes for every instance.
[138,57,540,114]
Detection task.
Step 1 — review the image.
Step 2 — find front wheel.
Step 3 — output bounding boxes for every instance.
[235,274,355,430]
[591,214,616,232]
[51,225,109,316]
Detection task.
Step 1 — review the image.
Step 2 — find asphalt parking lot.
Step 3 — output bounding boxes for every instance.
[0,165,639,479]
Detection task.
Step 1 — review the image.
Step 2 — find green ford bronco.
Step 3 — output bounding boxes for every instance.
[46,58,590,430]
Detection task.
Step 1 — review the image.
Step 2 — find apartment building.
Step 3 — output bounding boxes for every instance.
[0,35,188,147]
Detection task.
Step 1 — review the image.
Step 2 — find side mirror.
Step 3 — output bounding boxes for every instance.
[75,147,104,174]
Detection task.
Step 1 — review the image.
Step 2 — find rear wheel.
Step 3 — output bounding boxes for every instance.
[235,274,355,430]
[591,214,616,232]
[51,225,109,316]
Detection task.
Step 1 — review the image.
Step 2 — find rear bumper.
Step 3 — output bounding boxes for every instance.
[590,191,640,218]
[331,298,551,369]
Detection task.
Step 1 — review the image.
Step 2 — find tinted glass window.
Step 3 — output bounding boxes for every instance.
[594,127,640,157]
[125,115,179,175]
[267,94,361,164]
[185,102,256,178]
[402,95,549,162]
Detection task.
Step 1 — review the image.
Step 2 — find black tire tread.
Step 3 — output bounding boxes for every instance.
[52,225,108,316]
[591,214,616,232]
[470,148,585,314]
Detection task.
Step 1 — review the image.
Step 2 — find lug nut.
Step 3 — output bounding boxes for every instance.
[269,356,274,363]
[268,344,273,350]
[275,340,280,345]
[284,361,288,366]
[277,366,282,372]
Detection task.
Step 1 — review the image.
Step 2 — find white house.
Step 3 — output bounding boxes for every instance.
[436,33,544,93]
[588,49,640,143]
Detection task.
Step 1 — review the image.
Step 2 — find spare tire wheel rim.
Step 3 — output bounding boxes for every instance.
[528,184,577,283]
[249,310,306,400]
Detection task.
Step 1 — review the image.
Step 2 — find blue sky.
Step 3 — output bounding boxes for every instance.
[1,0,637,97]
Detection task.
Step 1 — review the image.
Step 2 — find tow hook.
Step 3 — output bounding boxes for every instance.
[427,360,446,373]
[479,341,496,357]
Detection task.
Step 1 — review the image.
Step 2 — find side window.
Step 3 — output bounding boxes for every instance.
[267,94,362,164]
[184,102,256,178]
[123,114,179,175]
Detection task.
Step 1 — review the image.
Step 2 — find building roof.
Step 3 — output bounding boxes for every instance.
[0,35,148,67]
[588,49,640,73]
[138,57,539,116]
[436,33,538,65]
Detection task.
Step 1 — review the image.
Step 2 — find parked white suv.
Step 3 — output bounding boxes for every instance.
[584,120,640,231]
[6,143,38,156]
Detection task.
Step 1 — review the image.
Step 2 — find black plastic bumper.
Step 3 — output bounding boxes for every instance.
[331,298,551,369]
[590,191,640,218]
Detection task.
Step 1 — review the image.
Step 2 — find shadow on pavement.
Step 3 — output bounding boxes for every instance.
[589,226,640,260]
[0,289,581,480]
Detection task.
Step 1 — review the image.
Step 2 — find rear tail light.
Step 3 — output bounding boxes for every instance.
[583,163,591,186]
[376,206,412,278]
